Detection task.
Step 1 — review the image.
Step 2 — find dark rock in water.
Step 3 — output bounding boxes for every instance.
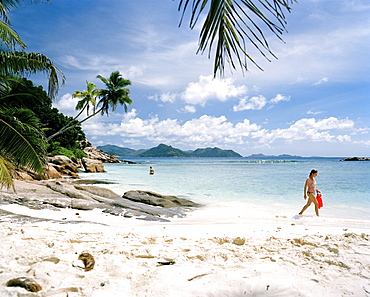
[72,179,116,185]
[121,160,139,164]
[122,190,202,208]
[6,277,42,292]
[340,157,370,161]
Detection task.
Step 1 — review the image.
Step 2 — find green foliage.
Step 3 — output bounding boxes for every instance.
[47,142,87,159]
[0,107,47,189]
[7,78,86,149]
[47,71,132,142]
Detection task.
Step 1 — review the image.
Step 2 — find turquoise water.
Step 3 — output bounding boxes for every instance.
[79,157,370,226]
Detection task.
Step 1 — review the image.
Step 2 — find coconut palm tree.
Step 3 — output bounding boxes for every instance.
[47,71,132,142]
[74,81,99,117]
[96,71,132,115]
[178,0,295,76]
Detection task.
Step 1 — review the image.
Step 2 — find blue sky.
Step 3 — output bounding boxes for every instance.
[10,0,370,157]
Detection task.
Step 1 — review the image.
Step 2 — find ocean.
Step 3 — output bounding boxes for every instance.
[78,157,370,229]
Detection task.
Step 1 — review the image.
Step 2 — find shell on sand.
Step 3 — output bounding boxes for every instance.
[78,252,95,271]
[6,277,42,292]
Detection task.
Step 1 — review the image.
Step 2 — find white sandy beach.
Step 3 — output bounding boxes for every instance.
[0,181,369,297]
[1,205,369,297]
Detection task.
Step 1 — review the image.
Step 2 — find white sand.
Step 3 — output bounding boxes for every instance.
[0,204,369,297]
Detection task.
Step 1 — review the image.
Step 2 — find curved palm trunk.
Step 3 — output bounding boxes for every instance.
[46,106,103,142]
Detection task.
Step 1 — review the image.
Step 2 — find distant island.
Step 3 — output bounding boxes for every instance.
[98,144,242,158]
[97,144,368,160]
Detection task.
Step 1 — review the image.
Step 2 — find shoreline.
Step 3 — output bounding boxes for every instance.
[0,179,369,296]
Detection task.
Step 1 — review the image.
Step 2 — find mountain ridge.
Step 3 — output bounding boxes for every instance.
[98,144,242,158]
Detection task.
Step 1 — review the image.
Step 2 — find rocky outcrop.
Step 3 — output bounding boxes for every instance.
[0,180,202,221]
[80,139,120,163]
[81,158,105,173]
[123,190,202,208]
[340,157,370,161]
[47,155,81,178]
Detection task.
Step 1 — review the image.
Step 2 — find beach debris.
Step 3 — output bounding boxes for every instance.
[77,252,95,271]
[233,237,245,246]
[6,277,42,292]
[188,273,211,281]
[42,256,60,264]
[43,287,80,296]
[157,261,175,266]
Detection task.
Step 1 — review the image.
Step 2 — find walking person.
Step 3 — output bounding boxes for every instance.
[149,166,154,175]
[299,169,321,216]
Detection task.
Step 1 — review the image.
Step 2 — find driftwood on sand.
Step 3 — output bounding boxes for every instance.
[0,180,202,222]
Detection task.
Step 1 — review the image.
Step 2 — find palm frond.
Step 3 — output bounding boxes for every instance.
[0,154,15,190]
[0,51,65,98]
[178,0,296,76]
[0,20,26,49]
[0,108,47,174]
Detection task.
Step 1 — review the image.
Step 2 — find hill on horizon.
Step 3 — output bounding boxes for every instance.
[98,144,242,158]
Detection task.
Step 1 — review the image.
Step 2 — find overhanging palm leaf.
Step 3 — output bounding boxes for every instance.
[0,108,47,188]
[179,0,296,76]
[0,20,26,49]
[0,51,65,99]
[0,154,14,190]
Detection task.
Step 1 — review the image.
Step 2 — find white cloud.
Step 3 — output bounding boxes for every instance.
[307,110,324,115]
[149,92,178,103]
[269,94,290,104]
[313,77,329,86]
[252,117,355,145]
[180,105,196,113]
[82,113,357,150]
[181,75,247,105]
[52,93,79,116]
[233,95,267,111]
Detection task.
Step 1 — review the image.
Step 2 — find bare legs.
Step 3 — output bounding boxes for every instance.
[299,193,319,216]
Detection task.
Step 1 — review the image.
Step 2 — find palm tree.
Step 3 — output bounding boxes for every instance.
[178,0,296,76]
[96,71,132,115]
[74,81,99,117]
[47,71,132,142]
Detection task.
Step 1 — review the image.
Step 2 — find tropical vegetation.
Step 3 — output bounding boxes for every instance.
[47,71,132,142]
[0,0,64,189]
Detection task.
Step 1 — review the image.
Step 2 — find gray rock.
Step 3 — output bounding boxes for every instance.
[82,158,105,173]
[123,190,202,208]
[0,180,201,222]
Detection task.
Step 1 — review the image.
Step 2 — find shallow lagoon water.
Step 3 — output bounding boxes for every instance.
[79,157,370,228]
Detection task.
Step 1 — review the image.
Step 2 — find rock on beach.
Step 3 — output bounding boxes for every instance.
[0,180,202,222]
